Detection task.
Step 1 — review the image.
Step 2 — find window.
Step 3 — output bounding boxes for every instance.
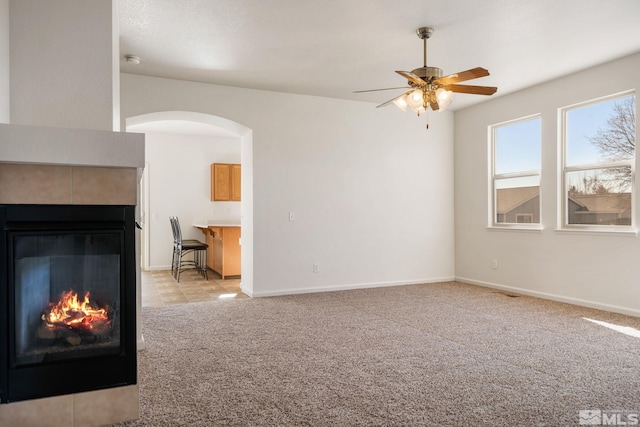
[490,115,542,226]
[516,214,533,224]
[561,92,635,228]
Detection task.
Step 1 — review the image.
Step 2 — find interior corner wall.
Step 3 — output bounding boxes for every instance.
[120,73,455,295]
[454,52,640,316]
[0,0,9,123]
[9,0,115,131]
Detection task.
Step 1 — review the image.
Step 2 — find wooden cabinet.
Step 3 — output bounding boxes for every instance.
[211,163,241,201]
[199,226,241,279]
[230,164,241,201]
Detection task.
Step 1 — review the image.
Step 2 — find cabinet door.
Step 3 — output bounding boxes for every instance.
[231,164,241,201]
[212,164,231,201]
[222,227,242,277]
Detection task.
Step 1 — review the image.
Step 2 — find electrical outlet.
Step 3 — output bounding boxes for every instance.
[492,259,498,269]
[313,263,319,273]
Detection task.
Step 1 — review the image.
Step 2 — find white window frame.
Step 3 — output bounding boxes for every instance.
[559,91,636,234]
[489,114,542,230]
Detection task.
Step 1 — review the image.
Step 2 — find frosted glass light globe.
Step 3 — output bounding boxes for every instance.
[435,88,453,110]
[406,89,424,109]
[393,94,408,111]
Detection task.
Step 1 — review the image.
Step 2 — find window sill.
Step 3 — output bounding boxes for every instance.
[554,227,638,237]
[486,225,544,233]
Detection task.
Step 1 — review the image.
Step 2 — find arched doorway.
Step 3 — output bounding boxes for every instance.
[126,111,254,296]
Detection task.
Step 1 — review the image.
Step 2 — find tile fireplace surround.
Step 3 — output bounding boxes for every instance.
[0,123,144,427]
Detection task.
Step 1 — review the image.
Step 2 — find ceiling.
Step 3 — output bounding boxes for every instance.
[118,0,640,112]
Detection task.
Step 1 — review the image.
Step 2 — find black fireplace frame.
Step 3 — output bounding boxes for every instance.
[0,204,137,403]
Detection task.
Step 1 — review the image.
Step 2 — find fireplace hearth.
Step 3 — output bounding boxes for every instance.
[1,204,137,403]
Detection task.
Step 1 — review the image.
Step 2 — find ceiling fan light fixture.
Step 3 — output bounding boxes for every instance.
[353,26,497,127]
[393,94,408,111]
[435,87,453,110]
[406,89,424,109]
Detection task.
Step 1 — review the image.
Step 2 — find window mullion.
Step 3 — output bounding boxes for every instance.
[565,160,633,173]
[494,170,541,180]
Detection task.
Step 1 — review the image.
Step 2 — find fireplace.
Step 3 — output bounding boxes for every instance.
[0,204,137,403]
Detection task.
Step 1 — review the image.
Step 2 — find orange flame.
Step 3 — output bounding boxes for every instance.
[46,290,111,331]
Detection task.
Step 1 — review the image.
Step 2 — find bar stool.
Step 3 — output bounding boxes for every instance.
[169,216,208,282]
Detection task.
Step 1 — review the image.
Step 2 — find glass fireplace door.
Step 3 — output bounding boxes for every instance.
[1,204,136,403]
[12,231,123,366]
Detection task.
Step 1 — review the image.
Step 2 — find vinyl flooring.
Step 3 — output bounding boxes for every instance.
[141,269,247,307]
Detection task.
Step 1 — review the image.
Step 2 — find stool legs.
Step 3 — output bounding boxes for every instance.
[175,248,208,282]
[197,248,208,280]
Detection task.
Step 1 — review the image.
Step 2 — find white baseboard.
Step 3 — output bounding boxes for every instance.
[239,283,253,297]
[456,276,640,318]
[249,276,456,298]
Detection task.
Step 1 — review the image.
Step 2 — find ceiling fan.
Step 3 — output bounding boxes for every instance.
[355,27,497,124]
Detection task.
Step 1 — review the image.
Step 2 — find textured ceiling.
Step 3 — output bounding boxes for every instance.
[118,0,640,112]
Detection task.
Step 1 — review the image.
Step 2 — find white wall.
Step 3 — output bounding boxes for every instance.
[143,131,241,269]
[9,0,116,131]
[0,0,9,123]
[455,52,640,316]
[121,73,455,296]
[111,0,120,131]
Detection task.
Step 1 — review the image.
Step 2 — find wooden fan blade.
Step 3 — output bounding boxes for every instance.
[396,71,426,86]
[436,67,490,85]
[376,91,412,108]
[430,98,440,111]
[444,84,497,95]
[353,86,411,93]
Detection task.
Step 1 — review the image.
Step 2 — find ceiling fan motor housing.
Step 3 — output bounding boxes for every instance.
[410,66,443,84]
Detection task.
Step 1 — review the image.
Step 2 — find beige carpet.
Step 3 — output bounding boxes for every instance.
[113,281,640,426]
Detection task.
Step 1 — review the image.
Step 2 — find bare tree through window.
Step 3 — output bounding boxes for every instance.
[588,96,636,191]
[563,93,635,226]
